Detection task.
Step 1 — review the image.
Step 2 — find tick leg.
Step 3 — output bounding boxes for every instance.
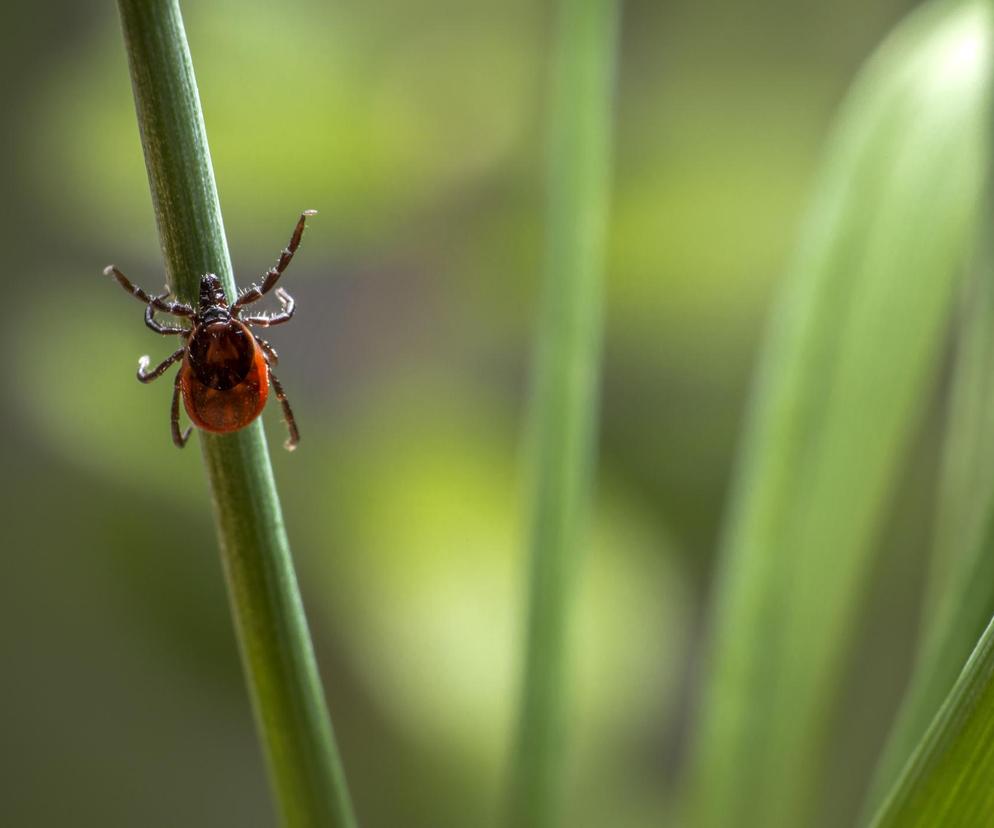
[266,363,300,451]
[233,210,316,310]
[105,266,195,317]
[241,288,295,327]
[137,346,185,384]
[146,291,191,335]
[253,334,280,366]
[171,371,192,448]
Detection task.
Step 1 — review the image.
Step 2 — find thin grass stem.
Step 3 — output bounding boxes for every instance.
[507,1,620,826]
[114,2,357,825]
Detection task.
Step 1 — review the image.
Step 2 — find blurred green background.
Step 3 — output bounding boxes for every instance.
[0,0,927,825]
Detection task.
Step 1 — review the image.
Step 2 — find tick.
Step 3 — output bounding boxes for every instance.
[105,210,316,451]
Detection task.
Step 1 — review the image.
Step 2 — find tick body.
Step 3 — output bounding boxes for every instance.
[181,317,270,433]
[105,210,316,450]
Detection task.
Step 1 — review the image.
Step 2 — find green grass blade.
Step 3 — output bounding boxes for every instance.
[865,231,994,816]
[507,0,620,826]
[688,2,991,826]
[115,2,357,825]
[870,614,994,826]
[925,242,994,629]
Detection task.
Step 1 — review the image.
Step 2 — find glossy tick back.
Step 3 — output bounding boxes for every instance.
[105,210,316,450]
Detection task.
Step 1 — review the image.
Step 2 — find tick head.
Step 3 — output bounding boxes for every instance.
[199,273,228,311]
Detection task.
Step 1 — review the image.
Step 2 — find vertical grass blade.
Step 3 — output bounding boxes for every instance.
[688,2,991,826]
[507,1,620,826]
[115,2,357,825]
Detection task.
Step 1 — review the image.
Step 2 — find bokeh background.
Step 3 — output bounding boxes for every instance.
[1,0,929,825]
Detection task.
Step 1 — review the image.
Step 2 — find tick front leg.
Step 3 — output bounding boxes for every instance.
[233,210,316,310]
[267,363,300,451]
[105,266,195,317]
[137,346,185,383]
[241,288,295,327]
[171,371,192,448]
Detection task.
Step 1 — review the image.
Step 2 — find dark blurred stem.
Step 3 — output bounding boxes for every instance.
[114,2,357,825]
[508,1,620,826]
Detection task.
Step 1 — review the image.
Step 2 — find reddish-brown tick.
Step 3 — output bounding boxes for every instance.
[105,210,316,450]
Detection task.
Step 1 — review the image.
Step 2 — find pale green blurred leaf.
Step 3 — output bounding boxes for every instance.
[690,1,991,826]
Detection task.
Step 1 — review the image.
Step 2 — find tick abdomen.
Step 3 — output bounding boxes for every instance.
[188,321,256,390]
[181,320,269,432]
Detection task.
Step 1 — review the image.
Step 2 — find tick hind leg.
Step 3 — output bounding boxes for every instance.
[233,210,316,311]
[137,346,185,383]
[252,334,279,365]
[266,363,300,451]
[171,372,192,448]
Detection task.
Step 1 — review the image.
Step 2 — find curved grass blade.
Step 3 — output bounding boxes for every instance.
[688,2,991,826]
